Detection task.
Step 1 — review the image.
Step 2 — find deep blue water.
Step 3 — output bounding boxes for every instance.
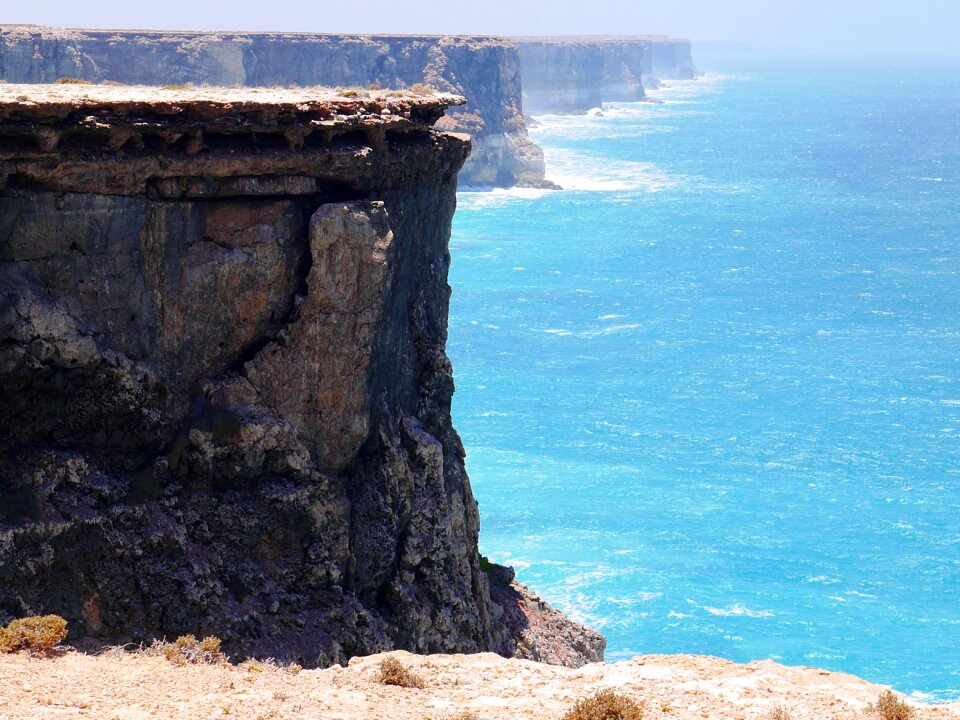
[447,56,960,701]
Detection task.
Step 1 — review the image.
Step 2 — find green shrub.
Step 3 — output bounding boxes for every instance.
[866,690,914,720]
[376,656,425,688]
[562,689,644,720]
[0,615,68,654]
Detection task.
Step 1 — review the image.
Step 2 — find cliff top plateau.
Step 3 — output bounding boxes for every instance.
[512,35,690,43]
[0,83,463,133]
[2,648,959,720]
[0,24,515,42]
[0,25,547,186]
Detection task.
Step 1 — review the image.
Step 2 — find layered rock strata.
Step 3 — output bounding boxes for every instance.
[0,25,545,187]
[0,84,603,667]
[514,36,698,114]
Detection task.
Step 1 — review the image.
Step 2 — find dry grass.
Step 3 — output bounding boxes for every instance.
[375,657,425,688]
[866,690,915,720]
[770,704,794,720]
[54,77,90,84]
[0,615,68,655]
[153,635,227,666]
[562,689,645,720]
[408,82,435,96]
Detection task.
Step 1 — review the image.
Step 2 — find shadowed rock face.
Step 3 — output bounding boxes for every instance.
[0,26,545,188]
[514,36,698,114]
[0,84,604,667]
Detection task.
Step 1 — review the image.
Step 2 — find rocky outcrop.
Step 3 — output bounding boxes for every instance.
[514,36,698,114]
[0,84,602,667]
[0,25,545,187]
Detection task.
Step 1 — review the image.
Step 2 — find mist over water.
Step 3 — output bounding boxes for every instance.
[449,57,960,701]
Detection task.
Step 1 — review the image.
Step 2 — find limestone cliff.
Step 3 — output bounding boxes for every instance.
[514,36,698,114]
[0,25,545,187]
[0,84,603,667]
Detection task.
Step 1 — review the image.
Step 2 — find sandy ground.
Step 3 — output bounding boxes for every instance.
[1,649,958,720]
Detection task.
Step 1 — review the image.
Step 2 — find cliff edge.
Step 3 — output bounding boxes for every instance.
[0,25,546,188]
[0,84,602,666]
[514,35,698,114]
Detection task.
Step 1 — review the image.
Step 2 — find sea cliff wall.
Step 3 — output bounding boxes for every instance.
[514,36,697,114]
[0,25,545,188]
[0,84,603,667]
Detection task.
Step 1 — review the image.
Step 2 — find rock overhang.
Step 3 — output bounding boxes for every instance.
[0,84,469,196]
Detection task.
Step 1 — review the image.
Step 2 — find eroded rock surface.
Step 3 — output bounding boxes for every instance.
[0,84,602,667]
[0,26,545,187]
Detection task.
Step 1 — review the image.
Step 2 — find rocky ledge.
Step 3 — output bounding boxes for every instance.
[0,26,547,187]
[0,85,603,667]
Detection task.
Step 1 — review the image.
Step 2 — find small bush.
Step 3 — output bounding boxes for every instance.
[161,84,190,90]
[562,689,644,720]
[54,77,90,85]
[408,83,435,96]
[0,615,68,654]
[769,705,793,720]
[376,656,425,688]
[866,690,914,720]
[159,634,226,665]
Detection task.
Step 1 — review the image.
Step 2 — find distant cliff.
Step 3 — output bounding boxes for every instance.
[0,25,545,188]
[0,83,603,666]
[514,36,698,114]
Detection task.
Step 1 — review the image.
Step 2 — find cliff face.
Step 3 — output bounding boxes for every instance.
[0,84,603,667]
[0,26,545,187]
[515,36,697,114]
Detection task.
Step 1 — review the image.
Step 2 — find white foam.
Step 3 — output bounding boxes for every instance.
[540,147,682,193]
[456,186,554,210]
[704,603,774,618]
[580,323,643,337]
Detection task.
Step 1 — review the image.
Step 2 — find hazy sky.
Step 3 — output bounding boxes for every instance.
[5,0,959,57]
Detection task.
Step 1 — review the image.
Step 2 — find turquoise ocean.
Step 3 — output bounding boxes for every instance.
[448,56,960,701]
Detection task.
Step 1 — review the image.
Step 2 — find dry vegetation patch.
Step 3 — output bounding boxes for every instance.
[153,634,226,666]
[375,656,426,688]
[562,689,645,720]
[867,690,915,720]
[770,704,795,720]
[0,615,68,654]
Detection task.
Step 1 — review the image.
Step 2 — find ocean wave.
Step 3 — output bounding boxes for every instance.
[704,603,774,618]
[541,147,683,193]
[580,323,643,338]
[456,186,554,210]
[642,72,734,102]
